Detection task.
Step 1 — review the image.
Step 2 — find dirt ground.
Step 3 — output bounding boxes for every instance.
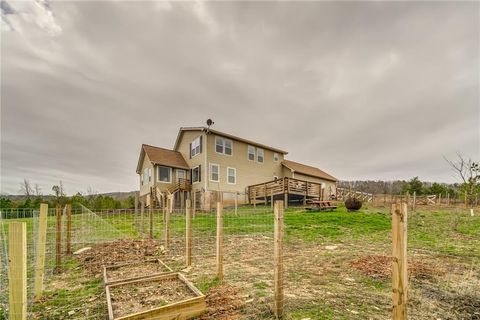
[34,234,480,320]
[109,278,196,318]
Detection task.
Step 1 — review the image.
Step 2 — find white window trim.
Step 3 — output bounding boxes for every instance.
[192,166,200,185]
[227,167,236,185]
[273,152,279,162]
[191,136,201,158]
[215,136,233,156]
[157,166,172,184]
[256,148,264,164]
[209,163,220,182]
[247,145,255,162]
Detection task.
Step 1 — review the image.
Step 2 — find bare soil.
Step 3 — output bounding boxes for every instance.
[199,285,246,320]
[109,278,196,318]
[350,255,444,280]
[75,239,164,274]
[105,259,171,283]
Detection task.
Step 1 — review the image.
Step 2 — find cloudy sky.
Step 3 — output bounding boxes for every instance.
[1,1,479,195]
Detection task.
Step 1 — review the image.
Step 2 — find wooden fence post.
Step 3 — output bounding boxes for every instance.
[186,200,192,266]
[412,192,416,212]
[8,222,27,320]
[193,192,197,218]
[140,201,145,234]
[55,205,62,273]
[216,202,224,282]
[34,203,48,300]
[134,192,138,226]
[149,196,153,239]
[164,200,170,251]
[392,201,408,320]
[66,204,72,254]
[235,192,238,215]
[274,200,284,318]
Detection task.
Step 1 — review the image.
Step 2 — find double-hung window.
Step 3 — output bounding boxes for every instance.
[273,152,279,162]
[191,136,201,157]
[215,137,233,155]
[210,164,219,182]
[192,166,200,183]
[248,145,255,161]
[158,166,171,183]
[257,148,264,163]
[143,168,150,184]
[227,167,236,184]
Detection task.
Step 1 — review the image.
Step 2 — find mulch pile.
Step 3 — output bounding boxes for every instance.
[199,285,245,320]
[75,239,164,274]
[350,255,443,280]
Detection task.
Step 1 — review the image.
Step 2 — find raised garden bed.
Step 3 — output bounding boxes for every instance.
[103,259,173,285]
[106,272,206,320]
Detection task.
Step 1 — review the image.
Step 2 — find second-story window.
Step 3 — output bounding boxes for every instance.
[248,145,255,161]
[215,137,233,155]
[257,148,264,163]
[273,152,279,162]
[191,136,202,158]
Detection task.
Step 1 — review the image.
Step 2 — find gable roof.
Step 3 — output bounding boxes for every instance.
[282,159,337,182]
[136,144,189,173]
[173,127,288,154]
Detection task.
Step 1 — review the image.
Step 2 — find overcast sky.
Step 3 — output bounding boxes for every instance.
[1,1,479,195]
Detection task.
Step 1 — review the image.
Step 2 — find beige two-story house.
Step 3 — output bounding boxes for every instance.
[136,126,337,210]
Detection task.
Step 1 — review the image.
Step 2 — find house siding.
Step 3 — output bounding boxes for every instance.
[290,172,337,198]
[176,130,207,193]
[206,133,285,194]
[139,154,154,197]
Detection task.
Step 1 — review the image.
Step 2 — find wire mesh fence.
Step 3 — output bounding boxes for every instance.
[0,200,479,319]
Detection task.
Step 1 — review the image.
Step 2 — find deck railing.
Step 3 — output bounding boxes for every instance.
[247,177,323,202]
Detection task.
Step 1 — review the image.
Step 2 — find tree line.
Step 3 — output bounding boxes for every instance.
[0,179,135,210]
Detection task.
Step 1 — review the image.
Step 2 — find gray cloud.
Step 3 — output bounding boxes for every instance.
[1,1,479,195]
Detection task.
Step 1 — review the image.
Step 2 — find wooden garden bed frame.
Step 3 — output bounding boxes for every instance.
[106,272,206,320]
[103,259,173,285]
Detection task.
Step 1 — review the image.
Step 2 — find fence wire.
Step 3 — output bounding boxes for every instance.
[0,201,479,319]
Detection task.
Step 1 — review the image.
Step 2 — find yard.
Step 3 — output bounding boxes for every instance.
[1,203,479,319]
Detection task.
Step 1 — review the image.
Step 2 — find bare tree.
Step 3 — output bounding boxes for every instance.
[19,179,34,198]
[34,184,42,196]
[445,153,479,205]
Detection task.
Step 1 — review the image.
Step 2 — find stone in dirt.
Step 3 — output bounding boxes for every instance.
[73,247,92,255]
[325,245,338,250]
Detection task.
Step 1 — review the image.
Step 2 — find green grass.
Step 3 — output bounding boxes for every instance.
[2,204,479,319]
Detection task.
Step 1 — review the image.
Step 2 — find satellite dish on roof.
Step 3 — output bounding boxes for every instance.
[206,119,214,132]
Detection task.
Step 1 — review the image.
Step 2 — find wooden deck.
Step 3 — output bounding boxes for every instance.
[247,177,325,206]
